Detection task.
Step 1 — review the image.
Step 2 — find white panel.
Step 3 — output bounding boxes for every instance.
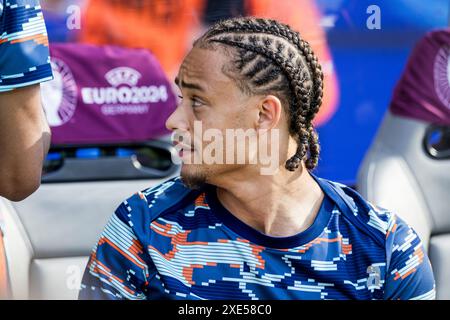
[29,256,89,300]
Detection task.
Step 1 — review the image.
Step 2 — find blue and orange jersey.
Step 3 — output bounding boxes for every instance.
[0,0,52,91]
[79,176,435,300]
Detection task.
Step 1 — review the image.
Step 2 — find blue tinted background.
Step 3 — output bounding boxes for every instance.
[314,0,449,184]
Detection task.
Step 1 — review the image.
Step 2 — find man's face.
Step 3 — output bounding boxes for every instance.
[166,46,265,188]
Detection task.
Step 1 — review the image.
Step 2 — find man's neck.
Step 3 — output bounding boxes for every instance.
[210,164,324,237]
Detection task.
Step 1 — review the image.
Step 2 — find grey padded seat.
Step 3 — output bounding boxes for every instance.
[357,111,450,299]
[0,177,175,300]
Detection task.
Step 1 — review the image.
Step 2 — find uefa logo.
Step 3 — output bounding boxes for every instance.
[41,57,78,127]
[434,44,450,110]
[105,67,141,87]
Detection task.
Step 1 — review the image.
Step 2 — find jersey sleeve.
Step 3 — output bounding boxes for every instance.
[0,0,53,92]
[78,202,152,300]
[384,214,436,300]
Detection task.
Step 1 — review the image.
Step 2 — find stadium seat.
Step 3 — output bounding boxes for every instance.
[0,178,175,300]
[357,29,450,299]
[0,44,179,299]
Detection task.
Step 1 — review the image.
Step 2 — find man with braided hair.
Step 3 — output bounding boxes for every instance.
[79,17,435,300]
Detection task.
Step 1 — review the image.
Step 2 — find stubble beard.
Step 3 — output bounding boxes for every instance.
[180,165,208,190]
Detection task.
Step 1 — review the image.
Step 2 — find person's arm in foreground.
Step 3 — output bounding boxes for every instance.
[0,85,51,201]
[0,0,53,201]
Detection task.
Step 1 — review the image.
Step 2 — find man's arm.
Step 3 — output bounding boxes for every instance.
[0,84,51,201]
[79,201,152,300]
[384,215,436,300]
[0,0,53,201]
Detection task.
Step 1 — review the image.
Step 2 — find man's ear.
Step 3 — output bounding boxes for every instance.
[256,95,282,131]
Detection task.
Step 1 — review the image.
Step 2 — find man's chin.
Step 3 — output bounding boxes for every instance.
[180,165,208,190]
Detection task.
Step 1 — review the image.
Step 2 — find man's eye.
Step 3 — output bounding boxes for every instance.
[191,97,204,108]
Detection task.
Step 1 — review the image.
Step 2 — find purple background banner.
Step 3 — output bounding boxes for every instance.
[42,43,177,145]
[390,29,450,126]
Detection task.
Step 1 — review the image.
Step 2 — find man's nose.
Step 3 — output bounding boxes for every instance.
[166,104,188,132]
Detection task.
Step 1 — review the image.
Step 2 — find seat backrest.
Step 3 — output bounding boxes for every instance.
[0,178,175,300]
[358,112,450,243]
[357,29,450,299]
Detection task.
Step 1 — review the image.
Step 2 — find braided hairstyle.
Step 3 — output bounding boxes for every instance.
[194,17,324,171]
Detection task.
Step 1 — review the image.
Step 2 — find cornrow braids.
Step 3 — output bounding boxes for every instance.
[194,17,324,171]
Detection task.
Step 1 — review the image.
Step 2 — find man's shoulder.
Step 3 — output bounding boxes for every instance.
[326,180,434,300]
[0,0,53,91]
[120,176,198,222]
[323,179,399,248]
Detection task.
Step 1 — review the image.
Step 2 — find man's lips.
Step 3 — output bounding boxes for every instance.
[173,141,195,157]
